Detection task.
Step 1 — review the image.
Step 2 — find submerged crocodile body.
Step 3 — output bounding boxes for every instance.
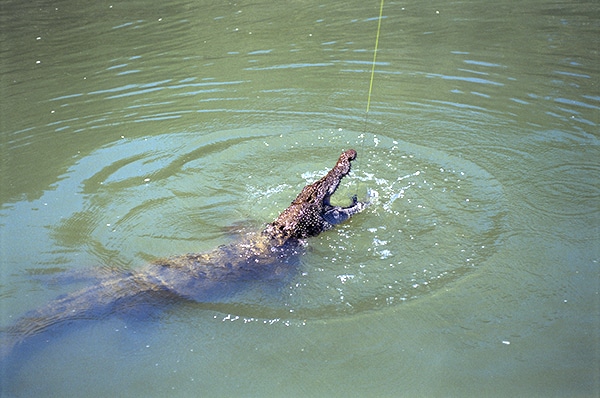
[1,149,367,357]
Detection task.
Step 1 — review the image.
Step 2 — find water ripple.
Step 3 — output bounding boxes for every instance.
[44,128,508,319]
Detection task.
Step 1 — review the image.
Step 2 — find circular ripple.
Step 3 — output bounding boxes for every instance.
[50,127,508,319]
[236,130,508,318]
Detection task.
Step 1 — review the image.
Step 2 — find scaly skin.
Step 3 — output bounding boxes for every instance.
[1,149,367,356]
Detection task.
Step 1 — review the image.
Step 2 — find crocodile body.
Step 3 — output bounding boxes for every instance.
[1,149,367,356]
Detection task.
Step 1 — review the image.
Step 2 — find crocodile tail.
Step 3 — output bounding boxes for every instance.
[0,274,170,360]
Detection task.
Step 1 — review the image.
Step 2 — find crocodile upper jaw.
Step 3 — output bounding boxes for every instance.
[264,149,366,241]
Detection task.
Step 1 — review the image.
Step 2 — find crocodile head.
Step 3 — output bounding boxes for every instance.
[264,149,367,242]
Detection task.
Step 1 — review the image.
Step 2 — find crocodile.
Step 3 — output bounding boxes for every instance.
[1,149,367,358]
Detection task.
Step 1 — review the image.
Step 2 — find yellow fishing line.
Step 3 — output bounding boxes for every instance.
[365,0,385,116]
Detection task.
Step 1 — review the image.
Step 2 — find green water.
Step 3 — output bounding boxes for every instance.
[1,0,598,396]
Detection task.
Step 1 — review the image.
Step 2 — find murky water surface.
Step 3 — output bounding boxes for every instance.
[1,0,598,396]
